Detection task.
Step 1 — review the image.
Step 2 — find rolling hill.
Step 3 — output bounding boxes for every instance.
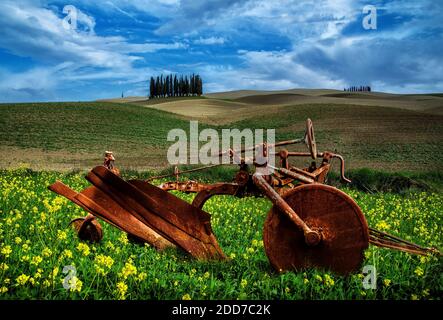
[1,88,442,172]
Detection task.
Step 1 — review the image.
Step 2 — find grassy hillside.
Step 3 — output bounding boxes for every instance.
[0,102,190,170]
[1,91,442,172]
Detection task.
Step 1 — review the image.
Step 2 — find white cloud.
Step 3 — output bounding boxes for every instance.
[73,6,96,32]
[197,50,347,93]
[0,1,186,101]
[0,2,184,68]
[194,36,225,45]
[1,0,442,101]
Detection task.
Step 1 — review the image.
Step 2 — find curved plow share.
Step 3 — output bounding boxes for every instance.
[49,165,225,260]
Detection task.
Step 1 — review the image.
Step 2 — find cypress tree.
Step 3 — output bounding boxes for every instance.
[174,75,178,97]
[149,77,155,98]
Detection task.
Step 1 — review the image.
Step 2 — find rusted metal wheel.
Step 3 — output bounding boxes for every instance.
[263,184,369,275]
[69,214,103,243]
[305,118,317,159]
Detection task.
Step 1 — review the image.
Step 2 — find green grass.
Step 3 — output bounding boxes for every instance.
[0,102,189,153]
[1,101,442,172]
[327,168,443,193]
[0,169,441,300]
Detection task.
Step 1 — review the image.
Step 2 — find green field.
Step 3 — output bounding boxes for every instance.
[0,169,441,300]
[1,93,443,172]
[0,91,442,300]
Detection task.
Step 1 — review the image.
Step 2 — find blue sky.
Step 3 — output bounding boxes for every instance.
[0,0,442,102]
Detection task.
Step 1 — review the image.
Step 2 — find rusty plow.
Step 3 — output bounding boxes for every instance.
[48,120,441,275]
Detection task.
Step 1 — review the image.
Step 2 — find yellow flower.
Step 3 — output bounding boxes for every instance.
[182,294,191,300]
[65,276,82,292]
[203,272,210,279]
[76,243,90,256]
[61,249,73,259]
[0,263,9,271]
[137,272,147,282]
[383,279,391,287]
[229,253,236,259]
[42,247,52,257]
[303,278,309,285]
[30,255,43,266]
[52,267,59,279]
[411,294,419,300]
[375,220,390,231]
[118,233,129,245]
[42,280,51,287]
[285,287,290,293]
[34,269,43,279]
[14,237,22,244]
[315,275,323,282]
[57,230,67,241]
[414,266,424,277]
[324,274,335,287]
[0,286,8,294]
[120,260,137,279]
[419,255,430,264]
[1,245,12,258]
[116,281,128,300]
[105,241,115,250]
[240,279,248,288]
[16,274,30,286]
[94,254,114,275]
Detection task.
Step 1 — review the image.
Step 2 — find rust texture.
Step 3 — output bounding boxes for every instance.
[263,184,369,275]
[69,214,103,243]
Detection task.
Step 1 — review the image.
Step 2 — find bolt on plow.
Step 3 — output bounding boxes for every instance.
[48,119,441,275]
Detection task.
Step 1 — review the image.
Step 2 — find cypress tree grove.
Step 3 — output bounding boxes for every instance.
[149,74,203,99]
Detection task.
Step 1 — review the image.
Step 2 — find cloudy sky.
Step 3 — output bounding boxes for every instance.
[0,0,442,102]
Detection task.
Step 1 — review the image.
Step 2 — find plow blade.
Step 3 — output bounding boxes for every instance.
[48,181,175,251]
[49,167,226,260]
[85,166,225,260]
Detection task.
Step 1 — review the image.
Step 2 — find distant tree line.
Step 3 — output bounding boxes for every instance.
[149,74,203,98]
[344,85,371,92]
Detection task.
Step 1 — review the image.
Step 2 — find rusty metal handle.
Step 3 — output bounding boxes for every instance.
[252,173,321,246]
[330,153,351,183]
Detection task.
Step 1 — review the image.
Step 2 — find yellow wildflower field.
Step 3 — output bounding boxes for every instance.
[0,169,441,300]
